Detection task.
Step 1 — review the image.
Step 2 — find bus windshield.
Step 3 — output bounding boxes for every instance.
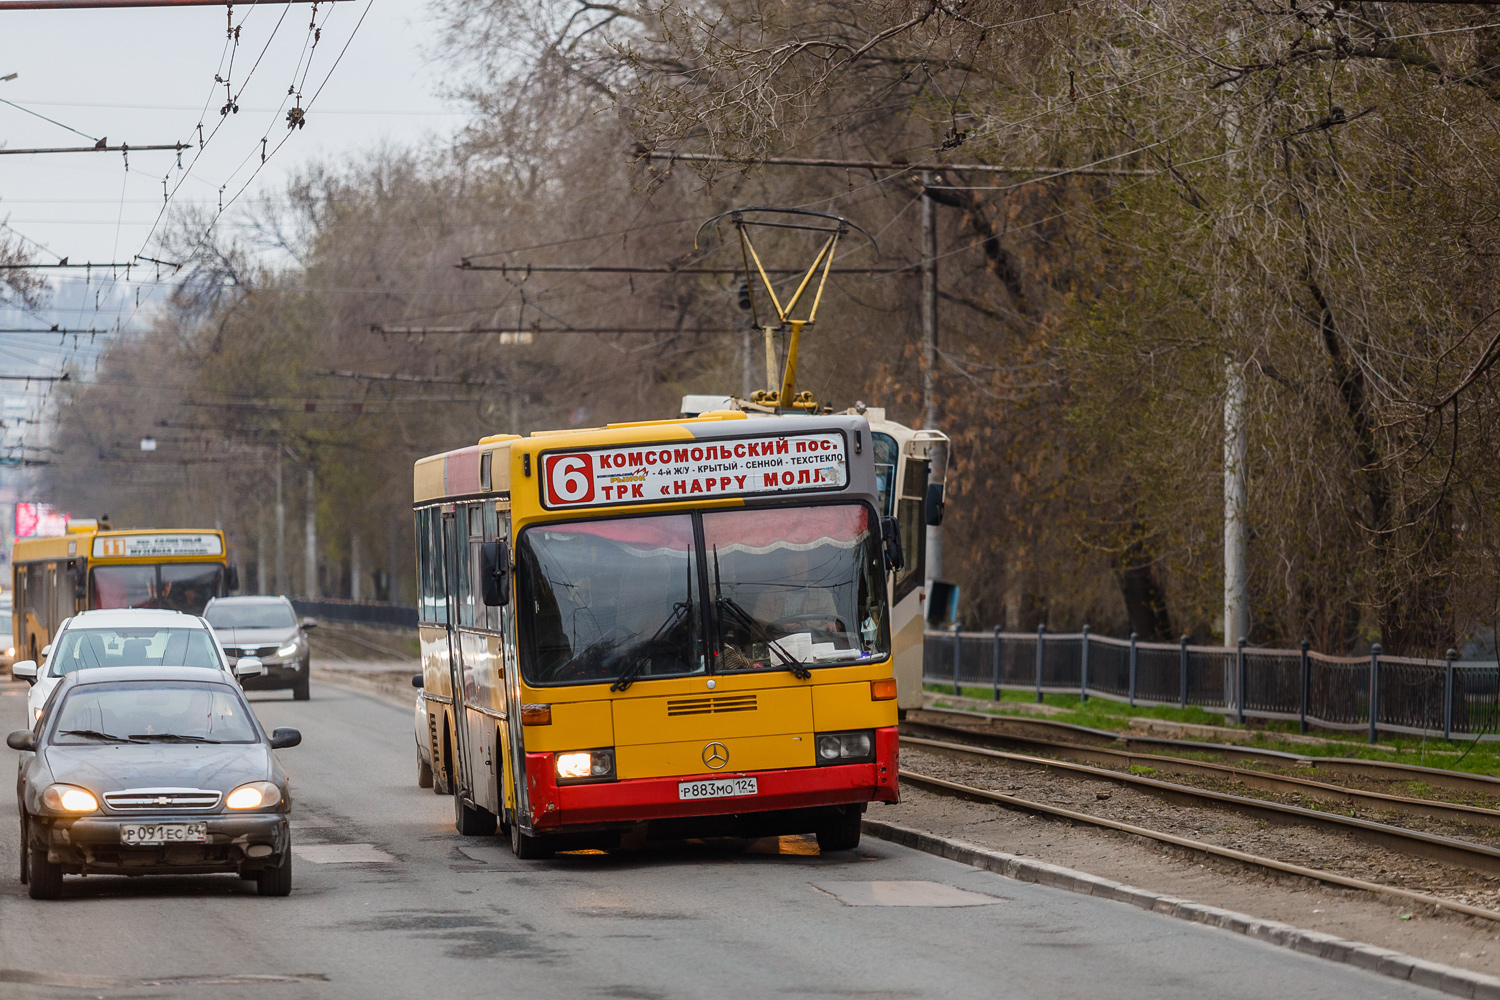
[516,503,888,687]
[518,514,703,686]
[90,564,224,616]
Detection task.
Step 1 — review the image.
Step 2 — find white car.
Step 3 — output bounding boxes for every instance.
[11,608,262,724]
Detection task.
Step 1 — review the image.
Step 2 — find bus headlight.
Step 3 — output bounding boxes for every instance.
[41,784,99,813]
[814,731,875,765]
[555,748,615,783]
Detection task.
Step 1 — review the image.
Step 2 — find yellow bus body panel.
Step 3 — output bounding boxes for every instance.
[612,686,813,745]
[522,700,614,752]
[812,680,899,732]
[618,733,812,779]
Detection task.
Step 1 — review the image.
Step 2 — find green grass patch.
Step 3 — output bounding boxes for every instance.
[923,683,1500,778]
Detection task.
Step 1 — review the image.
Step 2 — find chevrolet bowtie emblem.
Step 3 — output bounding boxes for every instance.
[156,796,171,805]
[702,742,729,769]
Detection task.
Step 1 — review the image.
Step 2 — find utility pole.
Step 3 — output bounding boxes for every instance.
[1224,360,1248,646]
[350,531,362,601]
[920,170,942,586]
[274,455,287,596]
[256,518,267,595]
[304,465,317,599]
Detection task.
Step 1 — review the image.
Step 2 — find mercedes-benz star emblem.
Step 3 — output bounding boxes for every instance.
[702,742,729,769]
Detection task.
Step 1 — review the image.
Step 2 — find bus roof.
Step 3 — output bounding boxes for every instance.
[414,412,879,511]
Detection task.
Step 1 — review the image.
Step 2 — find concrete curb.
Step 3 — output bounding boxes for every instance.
[863,818,1500,999]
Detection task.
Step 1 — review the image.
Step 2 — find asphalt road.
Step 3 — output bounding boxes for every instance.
[0,676,1444,1000]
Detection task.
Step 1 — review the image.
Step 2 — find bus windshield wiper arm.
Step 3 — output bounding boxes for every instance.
[612,601,693,692]
[716,597,811,680]
[58,729,145,744]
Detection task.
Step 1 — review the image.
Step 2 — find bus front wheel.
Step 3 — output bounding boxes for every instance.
[814,804,864,853]
[509,818,553,860]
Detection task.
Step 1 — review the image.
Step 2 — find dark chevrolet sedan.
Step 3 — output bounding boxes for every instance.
[7,666,301,900]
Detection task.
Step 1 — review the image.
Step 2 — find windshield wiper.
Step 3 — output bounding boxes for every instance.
[126,734,223,744]
[58,729,145,744]
[715,596,812,680]
[612,596,697,693]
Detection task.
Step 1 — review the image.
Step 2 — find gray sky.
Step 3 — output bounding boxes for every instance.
[0,0,463,448]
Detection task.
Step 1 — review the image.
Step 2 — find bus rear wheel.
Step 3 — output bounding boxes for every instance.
[814,805,864,853]
[455,792,497,837]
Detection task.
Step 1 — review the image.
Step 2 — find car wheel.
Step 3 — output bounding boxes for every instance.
[27,838,63,900]
[256,853,293,897]
[814,805,864,853]
[18,814,28,884]
[292,676,310,701]
[417,756,433,789]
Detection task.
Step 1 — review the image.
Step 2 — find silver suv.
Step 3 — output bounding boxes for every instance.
[203,597,316,701]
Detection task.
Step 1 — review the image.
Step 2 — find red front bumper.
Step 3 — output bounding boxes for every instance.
[525,726,899,829]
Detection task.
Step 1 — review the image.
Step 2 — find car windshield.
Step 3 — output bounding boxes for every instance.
[48,627,222,676]
[51,681,257,744]
[90,563,223,615]
[204,603,296,629]
[516,503,887,686]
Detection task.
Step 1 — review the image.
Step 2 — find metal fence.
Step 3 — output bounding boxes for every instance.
[923,626,1500,742]
[291,599,417,629]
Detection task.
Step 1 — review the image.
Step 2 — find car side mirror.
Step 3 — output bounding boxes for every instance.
[270,727,301,749]
[11,660,37,684]
[235,656,265,679]
[301,617,318,630]
[411,673,424,689]
[479,539,511,607]
[40,644,52,663]
[6,730,35,751]
[880,516,905,573]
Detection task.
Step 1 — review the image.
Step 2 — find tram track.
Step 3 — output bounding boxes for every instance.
[901,716,1500,829]
[896,768,1500,924]
[910,707,1500,800]
[901,733,1500,880]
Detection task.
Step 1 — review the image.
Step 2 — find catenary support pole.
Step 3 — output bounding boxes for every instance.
[1224,359,1249,651]
[350,531,362,602]
[1369,643,1383,744]
[1179,634,1189,709]
[1035,623,1046,703]
[305,466,317,599]
[275,456,287,597]
[1300,639,1311,734]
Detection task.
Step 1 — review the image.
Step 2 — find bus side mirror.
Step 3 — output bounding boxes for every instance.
[73,566,87,600]
[880,516,904,573]
[924,483,945,527]
[480,540,510,607]
[226,565,240,591]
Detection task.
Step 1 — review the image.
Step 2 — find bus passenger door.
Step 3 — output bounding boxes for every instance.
[441,509,478,803]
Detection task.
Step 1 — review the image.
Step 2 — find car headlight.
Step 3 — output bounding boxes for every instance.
[276,640,299,658]
[225,781,283,810]
[41,784,99,813]
[814,730,875,765]
[554,748,615,783]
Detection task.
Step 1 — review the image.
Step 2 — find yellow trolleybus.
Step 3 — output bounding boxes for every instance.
[11,524,234,663]
[414,411,902,857]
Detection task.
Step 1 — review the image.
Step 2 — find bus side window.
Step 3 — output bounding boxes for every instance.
[894,459,928,603]
[482,503,501,630]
